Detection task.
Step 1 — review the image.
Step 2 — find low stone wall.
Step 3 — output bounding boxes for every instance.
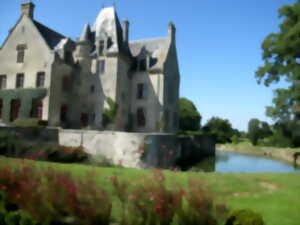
[0,126,216,169]
[59,130,181,168]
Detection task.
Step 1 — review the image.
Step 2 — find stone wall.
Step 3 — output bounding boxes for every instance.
[0,127,215,169]
[58,130,181,168]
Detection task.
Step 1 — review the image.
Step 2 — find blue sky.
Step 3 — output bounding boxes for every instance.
[0,0,295,131]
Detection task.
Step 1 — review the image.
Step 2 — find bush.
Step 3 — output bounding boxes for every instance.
[86,154,115,167]
[225,209,265,225]
[108,170,228,225]
[0,163,112,225]
[12,119,47,128]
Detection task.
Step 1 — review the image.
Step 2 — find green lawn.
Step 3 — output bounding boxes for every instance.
[1,157,300,225]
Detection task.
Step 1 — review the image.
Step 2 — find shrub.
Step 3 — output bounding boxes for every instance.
[0,162,112,225]
[87,154,115,167]
[109,170,228,225]
[102,97,118,128]
[4,212,21,225]
[12,119,47,128]
[225,209,265,225]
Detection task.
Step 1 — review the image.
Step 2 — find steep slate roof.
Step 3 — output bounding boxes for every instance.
[33,20,66,49]
[129,37,170,71]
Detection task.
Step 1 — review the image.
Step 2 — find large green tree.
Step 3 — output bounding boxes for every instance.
[256,1,300,146]
[203,117,235,143]
[247,119,272,146]
[179,97,201,131]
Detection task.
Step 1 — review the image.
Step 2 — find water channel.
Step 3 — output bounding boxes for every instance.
[190,150,300,173]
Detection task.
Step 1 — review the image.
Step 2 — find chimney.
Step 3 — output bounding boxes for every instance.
[168,22,176,42]
[21,2,35,19]
[122,20,129,43]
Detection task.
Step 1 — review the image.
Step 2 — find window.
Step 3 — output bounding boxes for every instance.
[64,51,73,64]
[60,104,68,122]
[10,99,21,122]
[0,99,3,119]
[137,107,146,127]
[81,113,89,127]
[164,110,170,129]
[90,113,95,123]
[107,37,113,49]
[0,75,7,89]
[90,85,95,93]
[31,98,43,119]
[99,60,105,73]
[16,73,24,88]
[16,44,26,63]
[99,40,105,55]
[139,59,147,71]
[36,72,45,87]
[173,112,178,129]
[62,75,71,91]
[137,83,147,99]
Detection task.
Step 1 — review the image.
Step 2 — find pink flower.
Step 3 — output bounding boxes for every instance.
[15,132,22,137]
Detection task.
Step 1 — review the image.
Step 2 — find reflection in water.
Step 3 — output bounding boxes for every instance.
[188,150,300,173]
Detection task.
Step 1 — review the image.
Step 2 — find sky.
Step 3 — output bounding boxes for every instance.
[0,0,296,131]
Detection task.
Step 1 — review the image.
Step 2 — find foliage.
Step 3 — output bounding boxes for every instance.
[109,170,228,225]
[12,118,47,128]
[0,130,88,163]
[0,162,112,225]
[0,89,47,124]
[225,209,265,225]
[179,97,201,131]
[255,1,300,146]
[102,97,118,128]
[203,117,235,143]
[248,119,273,146]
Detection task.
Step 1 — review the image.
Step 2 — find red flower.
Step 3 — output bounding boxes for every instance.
[15,132,22,137]
[15,193,21,199]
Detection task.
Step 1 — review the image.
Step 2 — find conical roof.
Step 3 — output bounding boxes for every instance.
[79,24,91,41]
[93,7,124,53]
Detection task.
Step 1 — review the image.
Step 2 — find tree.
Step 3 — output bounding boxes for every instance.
[248,119,261,145]
[179,97,201,131]
[203,117,235,143]
[256,1,300,147]
[248,119,273,146]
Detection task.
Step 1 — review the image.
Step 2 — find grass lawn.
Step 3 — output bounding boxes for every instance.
[1,157,300,225]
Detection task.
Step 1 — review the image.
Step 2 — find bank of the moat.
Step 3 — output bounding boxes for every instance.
[217,143,299,166]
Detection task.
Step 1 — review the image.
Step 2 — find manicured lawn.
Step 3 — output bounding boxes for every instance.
[1,157,300,225]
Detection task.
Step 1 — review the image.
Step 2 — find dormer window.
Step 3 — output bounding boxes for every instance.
[16,44,27,63]
[139,59,147,71]
[107,37,113,49]
[99,40,105,55]
[64,51,73,64]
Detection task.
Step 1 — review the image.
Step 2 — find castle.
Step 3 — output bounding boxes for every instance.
[0,2,180,133]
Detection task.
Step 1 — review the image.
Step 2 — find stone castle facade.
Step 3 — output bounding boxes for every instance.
[0,2,180,133]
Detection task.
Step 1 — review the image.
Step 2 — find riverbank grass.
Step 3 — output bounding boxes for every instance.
[0,157,300,225]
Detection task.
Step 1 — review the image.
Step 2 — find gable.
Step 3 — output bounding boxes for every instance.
[0,16,51,54]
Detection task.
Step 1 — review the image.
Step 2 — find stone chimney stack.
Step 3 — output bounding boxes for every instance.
[168,22,176,42]
[21,2,35,19]
[122,20,129,43]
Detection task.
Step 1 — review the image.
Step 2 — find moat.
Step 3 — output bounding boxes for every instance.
[191,150,300,173]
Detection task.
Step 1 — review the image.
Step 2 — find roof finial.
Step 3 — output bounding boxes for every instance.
[113,1,116,9]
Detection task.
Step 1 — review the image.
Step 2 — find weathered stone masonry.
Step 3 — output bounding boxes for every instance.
[0,2,180,133]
